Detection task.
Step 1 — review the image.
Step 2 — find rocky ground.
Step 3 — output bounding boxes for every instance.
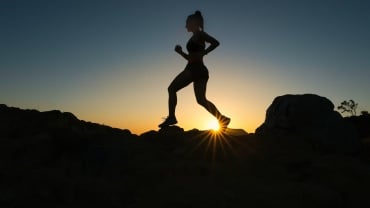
[1,103,370,208]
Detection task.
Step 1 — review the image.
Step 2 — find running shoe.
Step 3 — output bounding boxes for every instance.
[219,115,231,130]
[158,116,178,128]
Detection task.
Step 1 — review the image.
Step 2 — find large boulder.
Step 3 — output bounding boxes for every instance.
[256,94,360,153]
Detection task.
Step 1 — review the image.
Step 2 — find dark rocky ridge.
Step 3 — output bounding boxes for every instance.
[0,103,370,207]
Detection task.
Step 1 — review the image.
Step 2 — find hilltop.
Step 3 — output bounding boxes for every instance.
[0,100,370,207]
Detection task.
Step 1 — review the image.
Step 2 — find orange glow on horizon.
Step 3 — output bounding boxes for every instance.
[49,58,270,136]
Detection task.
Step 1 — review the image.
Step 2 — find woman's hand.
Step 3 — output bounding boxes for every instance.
[175,45,182,53]
[175,44,189,60]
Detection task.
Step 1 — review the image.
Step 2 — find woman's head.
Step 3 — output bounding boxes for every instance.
[186,10,204,32]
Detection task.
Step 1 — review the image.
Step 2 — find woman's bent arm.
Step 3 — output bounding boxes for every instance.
[203,32,220,55]
[178,50,189,60]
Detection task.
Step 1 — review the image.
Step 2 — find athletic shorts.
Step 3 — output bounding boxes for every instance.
[185,63,209,81]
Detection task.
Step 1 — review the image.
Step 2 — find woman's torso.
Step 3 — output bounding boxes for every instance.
[186,32,205,63]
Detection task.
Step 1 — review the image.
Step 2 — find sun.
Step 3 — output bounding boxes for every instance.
[207,119,220,132]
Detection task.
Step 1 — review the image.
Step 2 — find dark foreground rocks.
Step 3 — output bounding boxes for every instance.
[345,113,370,139]
[0,103,370,208]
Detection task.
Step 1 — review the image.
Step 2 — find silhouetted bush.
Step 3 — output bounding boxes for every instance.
[337,99,358,116]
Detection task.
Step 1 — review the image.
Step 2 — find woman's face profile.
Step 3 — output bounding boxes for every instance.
[186,19,199,32]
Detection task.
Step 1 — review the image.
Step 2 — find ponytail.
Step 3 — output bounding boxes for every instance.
[194,10,204,31]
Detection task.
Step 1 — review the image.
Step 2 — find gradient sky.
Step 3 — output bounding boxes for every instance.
[1,0,369,134]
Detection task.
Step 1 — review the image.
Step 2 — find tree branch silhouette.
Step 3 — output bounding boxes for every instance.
[337,99,358,116]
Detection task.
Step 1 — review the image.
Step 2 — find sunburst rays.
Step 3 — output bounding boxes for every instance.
[188,130,241,163]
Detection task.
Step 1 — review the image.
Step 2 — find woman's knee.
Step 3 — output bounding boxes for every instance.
[196,97,208,106]
[168,85,176,94]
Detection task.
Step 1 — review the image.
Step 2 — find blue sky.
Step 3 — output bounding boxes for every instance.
[1,0,369,133]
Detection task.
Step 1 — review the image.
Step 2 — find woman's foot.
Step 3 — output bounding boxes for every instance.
[158,116,178,128]
[219,115,231,130]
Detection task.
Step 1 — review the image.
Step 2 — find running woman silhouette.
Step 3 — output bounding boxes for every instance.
[159,10,230,129]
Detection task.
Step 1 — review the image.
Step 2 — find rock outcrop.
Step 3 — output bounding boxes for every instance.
[256,94,360,153]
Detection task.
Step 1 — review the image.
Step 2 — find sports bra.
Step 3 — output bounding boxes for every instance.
[186,33,205,53]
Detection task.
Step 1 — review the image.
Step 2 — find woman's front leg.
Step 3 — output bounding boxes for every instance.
[167,70,193,117]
